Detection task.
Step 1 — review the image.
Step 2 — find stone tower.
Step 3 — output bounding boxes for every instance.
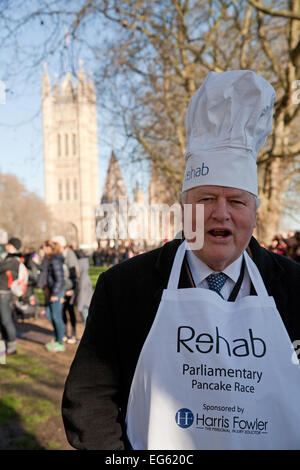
[133,181,146,205]
[101,151,128,204]
[96,151,128,246]
[42,62,99,248]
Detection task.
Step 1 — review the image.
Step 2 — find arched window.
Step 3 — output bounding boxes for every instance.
[58,179,63,201]
[72,133,76,155]
[57,134,61,157]
[65,134,69,156]
[73,178,78,200]
[66,178,70,200]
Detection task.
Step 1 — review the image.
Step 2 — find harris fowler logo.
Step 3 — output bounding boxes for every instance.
[175,407,268,435]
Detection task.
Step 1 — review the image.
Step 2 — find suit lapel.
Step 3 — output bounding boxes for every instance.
[249,236,284,295]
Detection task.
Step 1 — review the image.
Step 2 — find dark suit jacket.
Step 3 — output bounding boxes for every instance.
[61,237,300,450]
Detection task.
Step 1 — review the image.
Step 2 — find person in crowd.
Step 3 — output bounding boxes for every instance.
[20,247,40,315]
[51,236,79,344]
[268,235,288,256]
[286,231,300,262]
[62,71,300,450]
[92,248,102,266]
[74,249,93,325]
[37,244,50,317]
[0,237,22,355]
[43,240,65,352]
[23,247,40,285]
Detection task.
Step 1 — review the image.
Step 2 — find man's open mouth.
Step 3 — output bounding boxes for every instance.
[208,229,232,238]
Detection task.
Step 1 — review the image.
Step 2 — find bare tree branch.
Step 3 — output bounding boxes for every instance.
[247,0,300,20]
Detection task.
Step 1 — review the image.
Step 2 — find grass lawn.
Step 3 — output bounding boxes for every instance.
[0,264,109,449]
[0,349,59,449]
[88,266,108,289]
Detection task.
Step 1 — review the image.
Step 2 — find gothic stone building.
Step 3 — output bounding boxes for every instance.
[42,63,99,248]
[42,63,175,250]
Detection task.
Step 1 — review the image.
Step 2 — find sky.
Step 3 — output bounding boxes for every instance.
[0,5,299,233]
[0,74,47,198]
[0,6,149,204]
[0,67,141,202]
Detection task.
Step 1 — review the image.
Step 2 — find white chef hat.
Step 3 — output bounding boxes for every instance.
[182,70,276,196]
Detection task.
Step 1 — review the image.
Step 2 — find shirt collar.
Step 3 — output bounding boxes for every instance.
[185,242,244,286]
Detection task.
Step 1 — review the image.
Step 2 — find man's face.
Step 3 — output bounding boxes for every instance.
[182,185,257,271]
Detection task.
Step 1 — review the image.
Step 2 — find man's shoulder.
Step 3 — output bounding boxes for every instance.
[250,236,300,278]
[103,245,162,278]
[268,249,300,276]
[2,253,21,266]
[102,239,180,283]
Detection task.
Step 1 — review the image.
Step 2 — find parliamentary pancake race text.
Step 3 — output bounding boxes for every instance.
[174,323,270,438]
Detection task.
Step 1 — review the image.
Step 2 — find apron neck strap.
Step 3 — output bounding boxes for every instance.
[168,242,270,299]
[243,251,269,298]
[167,241,187,290]
[227,257,245,302]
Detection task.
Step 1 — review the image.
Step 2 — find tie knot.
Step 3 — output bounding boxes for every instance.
[206,272,227,297]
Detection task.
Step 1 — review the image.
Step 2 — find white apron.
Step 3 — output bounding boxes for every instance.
[125,242,300,450]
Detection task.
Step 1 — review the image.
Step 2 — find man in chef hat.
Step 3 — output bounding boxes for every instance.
[180,69,275,294]
[62,70,300,451]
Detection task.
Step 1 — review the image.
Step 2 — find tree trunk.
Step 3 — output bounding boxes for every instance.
[256,158,284,245]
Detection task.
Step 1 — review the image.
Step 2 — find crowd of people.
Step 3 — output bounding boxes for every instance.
[0,229,299,357]
[265,230,300,262]
[0,235,93,355]
[91,232,300,267]
[91,242,145,267]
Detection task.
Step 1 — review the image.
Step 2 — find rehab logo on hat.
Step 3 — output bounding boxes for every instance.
[182,70,276,196]
[184,162,209,182]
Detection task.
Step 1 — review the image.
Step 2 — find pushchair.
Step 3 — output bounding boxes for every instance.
[13,286,40,321]
[12,256,40,321]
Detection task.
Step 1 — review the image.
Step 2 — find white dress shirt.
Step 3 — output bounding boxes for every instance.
[185,244,251,300]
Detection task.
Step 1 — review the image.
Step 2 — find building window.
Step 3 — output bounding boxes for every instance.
[72,133,76,156]
[66,178,70,200]
[73,178,78,200]
[57,134,61,157]
[65,134,69,156]
[58,179,63,201]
